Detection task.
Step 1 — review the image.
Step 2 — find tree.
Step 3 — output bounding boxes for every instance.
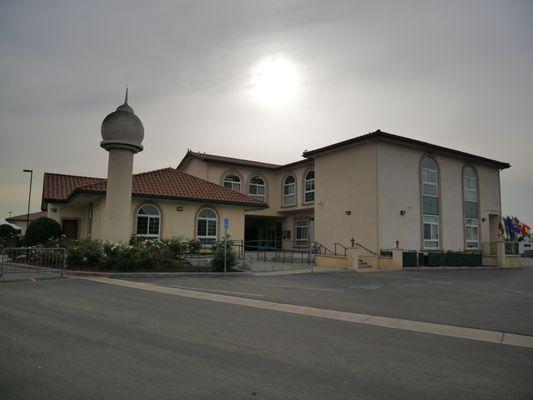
[25,217,62,246]
[0,224,20,240]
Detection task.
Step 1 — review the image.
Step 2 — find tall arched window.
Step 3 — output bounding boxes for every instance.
[421,157,439,249]
[304,170,315,203]
[197,208,218,244]
[136,204,161,237]
[283,175,296,206]
[223,172,241,192]
[463,166,479,248]
[249,176,266,201]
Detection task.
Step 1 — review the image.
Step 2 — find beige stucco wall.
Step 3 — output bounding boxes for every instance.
[313,142,378,252]
[129,198,245,241]
[47,203,90,239]
[101,149,135,242]
[377,141,502,251]
[47,196,246,243]
[181,157,314,216]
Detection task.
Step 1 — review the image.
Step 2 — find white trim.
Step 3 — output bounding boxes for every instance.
[136,204,161,238]
[283,175,296,206]
[197,208,218,244]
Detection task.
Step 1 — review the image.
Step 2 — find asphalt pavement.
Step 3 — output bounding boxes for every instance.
[1,269,532,399]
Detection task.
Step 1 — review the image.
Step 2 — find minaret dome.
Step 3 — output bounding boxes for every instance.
[100,89,144,153]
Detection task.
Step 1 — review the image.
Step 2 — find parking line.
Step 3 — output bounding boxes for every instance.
[169,285,265,297]
[77,276,533,349]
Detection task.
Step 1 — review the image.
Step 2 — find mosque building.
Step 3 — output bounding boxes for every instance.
[41,93,510,258]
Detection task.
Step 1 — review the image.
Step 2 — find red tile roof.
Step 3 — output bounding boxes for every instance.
[177,150,311,171]
[303,130,511,169]
[6,211,47,222]
[42,168,267,208]
[179,151,281,170]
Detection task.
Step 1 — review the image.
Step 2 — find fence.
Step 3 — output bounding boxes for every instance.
[400,250,483,267]
[0,247,66,280]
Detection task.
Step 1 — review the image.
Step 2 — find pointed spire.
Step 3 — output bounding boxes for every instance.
[124,87,129,104]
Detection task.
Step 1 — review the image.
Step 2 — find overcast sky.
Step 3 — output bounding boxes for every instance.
[1,0,532,224]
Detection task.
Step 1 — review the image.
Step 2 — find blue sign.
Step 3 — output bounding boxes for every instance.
[224,218,229,230]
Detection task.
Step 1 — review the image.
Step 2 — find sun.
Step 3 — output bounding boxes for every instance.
[249,57,299,107]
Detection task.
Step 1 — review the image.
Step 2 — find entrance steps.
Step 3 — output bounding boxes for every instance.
[238,253,314,273]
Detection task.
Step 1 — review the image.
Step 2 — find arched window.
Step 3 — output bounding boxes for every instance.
[249,176,266,201]
[463,166,479,248]
[136,204,161,237]
[197,208,218,244]
[283,175,296,206]
[304,170,315,203]
[421,157,439,249]
[223,172,241,192]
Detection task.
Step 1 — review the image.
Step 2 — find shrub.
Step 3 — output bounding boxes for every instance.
[0,224,22,248]
[24,217,62,246]
[211,240,237,272]
[66,239,105,268]
[164,237,189,258]
[0,224,21,240]
[187,239,201,254]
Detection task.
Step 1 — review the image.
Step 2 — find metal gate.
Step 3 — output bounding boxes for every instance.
[0,247,66,280]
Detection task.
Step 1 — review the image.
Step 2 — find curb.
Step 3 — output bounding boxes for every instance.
[65,270,252,278]
[402,266,523,271]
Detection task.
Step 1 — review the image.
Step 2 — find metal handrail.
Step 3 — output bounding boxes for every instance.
[334,242,348,257]
[354,242,377,256]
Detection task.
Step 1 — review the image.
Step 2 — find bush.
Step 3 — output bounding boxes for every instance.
[0,224,21,239]
[187,239,201,254]
[24,217,62,246]
[164,237,189,258]
[66,239,106,268]
[0,224,22,248]
[211,240,237,272]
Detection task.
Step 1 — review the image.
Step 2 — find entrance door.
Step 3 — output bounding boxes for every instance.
[62,219,79,239]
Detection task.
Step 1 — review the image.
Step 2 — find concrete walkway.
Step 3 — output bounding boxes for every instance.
[78,276,533,349]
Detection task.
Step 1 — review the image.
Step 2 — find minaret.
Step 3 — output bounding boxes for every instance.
[100,90,144,242]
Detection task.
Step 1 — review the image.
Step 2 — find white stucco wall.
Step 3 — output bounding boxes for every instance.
[377,141,503,251]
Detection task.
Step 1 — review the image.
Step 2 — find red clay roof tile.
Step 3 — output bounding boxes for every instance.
[42,168,266,208]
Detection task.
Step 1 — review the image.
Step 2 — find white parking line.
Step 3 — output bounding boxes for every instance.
[246,282,345,293]
[169,285,265,297]
[78,276,533,349]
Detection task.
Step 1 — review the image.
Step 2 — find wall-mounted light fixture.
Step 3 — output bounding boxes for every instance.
[176,207,184,212]
[400,210,406,216]
[345,210,351,215]
[482,217,486,223]
[51,208,58,213]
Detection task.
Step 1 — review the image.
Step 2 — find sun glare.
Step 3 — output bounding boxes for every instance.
[250,57,299,107]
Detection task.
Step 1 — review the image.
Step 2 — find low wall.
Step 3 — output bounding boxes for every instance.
[482,256,498,267]
[314,254,352,269]
[521,257,533,267]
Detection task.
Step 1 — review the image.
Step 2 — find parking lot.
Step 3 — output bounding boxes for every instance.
[1,268,532,399]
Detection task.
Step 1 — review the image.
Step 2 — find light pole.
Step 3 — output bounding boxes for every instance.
[23,169,33,230]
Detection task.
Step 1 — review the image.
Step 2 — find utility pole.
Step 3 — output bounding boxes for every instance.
[23,169,33,230]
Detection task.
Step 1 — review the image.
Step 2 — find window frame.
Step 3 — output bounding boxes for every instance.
[465,217,479,248]
[423,214,439,249]
[295,219,309,247]
[248,175,267,201]
[462,165,480,249]
[282,174,296,206]
[135,204,161,238]
[303,169,315,204]
[420,156,441,250]
[421,158,438,198]
[222,172,241,192]
[196,207,218,244]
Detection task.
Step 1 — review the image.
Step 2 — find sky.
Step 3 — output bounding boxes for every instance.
[1,0,532,224]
